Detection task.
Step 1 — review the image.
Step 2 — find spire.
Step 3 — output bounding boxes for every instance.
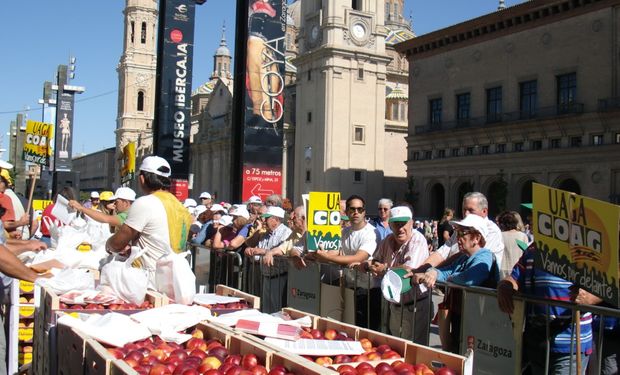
[220,21,227,47]
[498,0,506,10]
[214,20,231,57]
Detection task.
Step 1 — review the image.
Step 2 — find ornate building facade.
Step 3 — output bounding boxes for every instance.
[396,0,620,219]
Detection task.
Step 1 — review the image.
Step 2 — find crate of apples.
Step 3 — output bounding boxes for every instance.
[195,299,252,316]
[330,360,457,375]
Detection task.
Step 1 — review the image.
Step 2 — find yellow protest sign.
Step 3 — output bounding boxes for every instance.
[306,192,341,251]
[22,120,54,166]
[32,200,53,221]
[120,142,136,184]
[533,183,620,306]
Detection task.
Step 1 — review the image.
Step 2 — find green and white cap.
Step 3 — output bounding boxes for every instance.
[381,268,412,303]
[388,206,412,223]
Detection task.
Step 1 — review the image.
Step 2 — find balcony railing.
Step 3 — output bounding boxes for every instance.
[598,97,620,112]
[414,103,584,134]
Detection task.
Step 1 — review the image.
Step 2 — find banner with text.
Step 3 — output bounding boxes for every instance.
[120,142,136,184]
[54,90,75,171]
[533,183,620,306]
[153,0,197,178]
[23,120,54,166]
[306,192,341,251]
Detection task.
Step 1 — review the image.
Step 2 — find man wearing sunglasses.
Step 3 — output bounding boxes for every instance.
[370,198,393,243]
[309,195,379,329]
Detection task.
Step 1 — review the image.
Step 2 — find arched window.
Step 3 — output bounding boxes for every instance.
[385,2,391,22]
[400,102,407,121]
[137,91,145,112]
[130,21,135,43]
[141,22,147,44]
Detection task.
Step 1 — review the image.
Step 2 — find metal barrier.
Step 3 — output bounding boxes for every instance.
[187,243,243,292]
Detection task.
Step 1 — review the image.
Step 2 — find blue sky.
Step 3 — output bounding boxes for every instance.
[0,0,520,156]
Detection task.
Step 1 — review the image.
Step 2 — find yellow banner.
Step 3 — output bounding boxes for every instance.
[22,120,54,166]
[32,200,53,221]
[120,142,136,184]
[306,192,341,251]
[533,183,620,306]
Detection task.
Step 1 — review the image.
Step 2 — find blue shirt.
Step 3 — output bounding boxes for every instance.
[192,219,213,245]
[436,248,498,287]
[510,249,593,354]
[370,217,391,243]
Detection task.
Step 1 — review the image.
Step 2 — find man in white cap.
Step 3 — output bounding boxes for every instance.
[106,156,192,285]
[83,191,100,209]
[245,206,292,313]
[189,205,208,238]
[69,187,136,232]
[191,203,227,246]
[183,198,197,210]
[199,192,213,209]
[361,205,431,345]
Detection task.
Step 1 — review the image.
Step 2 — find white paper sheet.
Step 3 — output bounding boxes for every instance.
[56,312,152,347]
[131,304,212,336]
[193,293,242,305]
[263,338,365,356]
[51,194,75,225]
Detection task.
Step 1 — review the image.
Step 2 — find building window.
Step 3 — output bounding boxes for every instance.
[137,91,145,112]
[400,103,407,121]
[438,149,446,158]
[514,142,524,152]
[352,0,362,11]
[592,134,604,145]
[550,138,561,149]
[353,126,365,143]
[307,70,311,81]
[466,147,474,156]
[496,143,506,153]
[557,73,577,113]
[354,170,363,183]
[424,150,432,160]
[307,112,312,123]
[130,21,135,43]
[486,87,502,122]
[429,98,442,124]
[141,22,147,44]
[385,2,391,22]
[412,151,420,160]
[456,93,471,121]
[520,80,537,118]
[570,136,582,147]
[358,67,364,80]
[451,148,460,157]
[391,102,399,121]
[532,140,542,150]
[305,169,311,183]
[481,145,490,154]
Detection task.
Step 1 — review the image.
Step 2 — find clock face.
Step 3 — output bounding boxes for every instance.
[311,24,319,41]
[352,23,366,39]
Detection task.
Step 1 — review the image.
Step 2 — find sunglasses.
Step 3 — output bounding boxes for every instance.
[456,229,474,238]
[347,207,365,213]
[378,207,390,211]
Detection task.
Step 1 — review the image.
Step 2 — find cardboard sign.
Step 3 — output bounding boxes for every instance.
[120,142,136,184]
[22,120,54,166]
[532,183,620,306]
[306,192,342,251]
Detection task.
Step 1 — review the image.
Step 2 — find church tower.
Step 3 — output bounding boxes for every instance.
[211,23,232,80]
[294,0,391,203]
[115,0,158,184]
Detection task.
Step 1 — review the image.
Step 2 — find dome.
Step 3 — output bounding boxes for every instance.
[215,23,231,57]
[385,25,415,47]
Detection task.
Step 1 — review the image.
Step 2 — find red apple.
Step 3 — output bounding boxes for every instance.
[324,329,337,340]
[375,344,391,354]
[310,329,324,339]
[191,328,204,339]
[208,346,229,361]
[125,350,145,362]
[359,338,373,352]
[134,365,150,375]
[141,356,159,366]
[268,366,286,375]
[225,365,244,375]
[248,365,268,375]
[241,354,258,370]
[224,355,242,366]
[381,351,401,360]
[124,358,139,368]
[375,363,393,374]
[169,349,188,361]
[333,355,352,364]
[205,370,223,375]
[434,368,457,375]
[150,363,172,374]
[299,331,313,339]
[355,363,374,372]
[207,339,224,350]
[189,349,206,360]
[186,338,207,352]
[337,365,357,374]
[124,343,139,352]
[367,352,381,361]
[335,333,348,341]
[315,357,333,366]
[107,348,124,359]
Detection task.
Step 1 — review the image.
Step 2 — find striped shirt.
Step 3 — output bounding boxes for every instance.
[510,249,592,354]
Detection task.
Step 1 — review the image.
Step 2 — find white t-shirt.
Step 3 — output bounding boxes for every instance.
[124,194,171,271]
[341,223,377,257]
[436,216,504,267]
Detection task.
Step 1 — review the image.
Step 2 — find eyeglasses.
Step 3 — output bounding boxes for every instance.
[378,207,390,211]
[456,229,474,238]
[347,207,365,214]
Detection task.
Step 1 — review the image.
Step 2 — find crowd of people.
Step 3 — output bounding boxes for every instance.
[0,154,617,375]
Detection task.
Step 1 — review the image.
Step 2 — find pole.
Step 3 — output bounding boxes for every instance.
[26,166,39,236]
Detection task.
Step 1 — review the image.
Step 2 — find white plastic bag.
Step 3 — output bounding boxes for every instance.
[37,268,96,295]
[55,225,88,253]
[99,247,149,305]
[155,250,196,305]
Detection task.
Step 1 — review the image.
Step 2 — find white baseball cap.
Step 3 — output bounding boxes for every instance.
[217,215,233,226]
[112,187,136,201]
[230,205,250,220]
[0,160,13,170]
[183,198,197,208]
[194,205,208,216]
[199,192,212,199]
[247,195,262,204]
[139,156,171,177]
[261,206,285,219]
[450,214,488,241]
[388,206,413,223]
[210,203,227,213]
[90,191,100,199]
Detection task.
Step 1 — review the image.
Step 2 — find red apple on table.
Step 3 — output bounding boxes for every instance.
[337,365,356,374]
[333,355,352,364]
[149,349,167,362]
[249,365,268,375]
[299,330,313,339]
[150,363,172,374]
[268,366,287,375]
[140,356,159,366]
[124,358,139,368]
[374,363,393,374]
[375,344,391,354]
[186,338,207,352]
[434,368,457,375]
[224,354,241,366]
[125,350,145,362]
[335,333,348,341]
[324,329,337,340]
[107,348,124,359]
[381,350,401,359]
[169,349,188,361]
[310,329,324,339]
[225,365,244,375]
[241,354,258,370]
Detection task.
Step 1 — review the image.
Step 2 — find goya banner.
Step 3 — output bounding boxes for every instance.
[306,192,341,251]
[532,183,620,306]
[23,120,54,166]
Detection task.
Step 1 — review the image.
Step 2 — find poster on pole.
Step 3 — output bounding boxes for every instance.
[306,192,341,251]
[54,90,75,171]
[22,120,54,166]
[532,183,620,307]
[120,142,136,184]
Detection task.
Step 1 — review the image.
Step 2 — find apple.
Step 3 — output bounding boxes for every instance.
[248,365,268,375]
[201,356,222,370]
[315,357,333,366]
[134,365,150,375]
[324,329,337,340]
[299,331,313,339]
[356,363,374,372]
[190,328,204,339]
[357,369,377,375]
[125,350,145,362]
[124,358,139,368]
[375,363,393,374]
[149,349,167,362]
[367,352,381,361]
[141,356,159,366]
[224,355,241,366]
[310,329,324,339]
[169,349,188,361]
[351,355,369,362]
[225,365,244,375]
[107,348,124,359]
[157,343,175,355]
[186,338,207,352]
[150,363,172,374]
[268,367,286,375]
[165,357,182,368]
[205,370,223,375]
[333,355,352,364]
[207,339,224,350]
[382,351,401,360]
[337,365,356,374]
[335,333,348,341]
[434,368,457,375]
[359,338,373,352]
[241,354,258,370]
[189,349,206,360]
[208,346,229,361]
[375,345,391,354]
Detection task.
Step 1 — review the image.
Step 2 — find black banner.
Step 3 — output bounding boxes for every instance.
[54,90,75,171]
[232,0,287,201]
[153,0,197,178]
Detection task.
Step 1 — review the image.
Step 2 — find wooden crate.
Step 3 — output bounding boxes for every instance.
[270,352,335,375]
[83,339,115,375]
[215,284,260,308]
[282,307,319,329]
[57,324,90,375]
[356,326,409,358]
[316,317,358,340]
[405,342,469,375]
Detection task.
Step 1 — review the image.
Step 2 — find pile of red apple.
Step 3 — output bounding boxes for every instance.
[107,329,295,375]
[196,300,251,311]
[297,328,401,366]
[58,300,153,310]
[330,361,456,375]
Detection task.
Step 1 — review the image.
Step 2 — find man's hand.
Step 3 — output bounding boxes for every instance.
[17,214,30,226]
[291,255,307,269]
[414,269,438,288]
[68,200,83,211]
[497,280,517,314]
[313,249,336,262]
[368,261,387,277]
[25,240,47,252]
[569,286,603,305]
[263,251,275,266]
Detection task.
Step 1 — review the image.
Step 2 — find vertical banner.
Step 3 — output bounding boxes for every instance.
[533,183,620,307]
[154,0,197,179]
[120,142,136,184]
[54,90,75,171]
[306,192,342,251]
[232,0,287,201]
[23,120,54,166]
